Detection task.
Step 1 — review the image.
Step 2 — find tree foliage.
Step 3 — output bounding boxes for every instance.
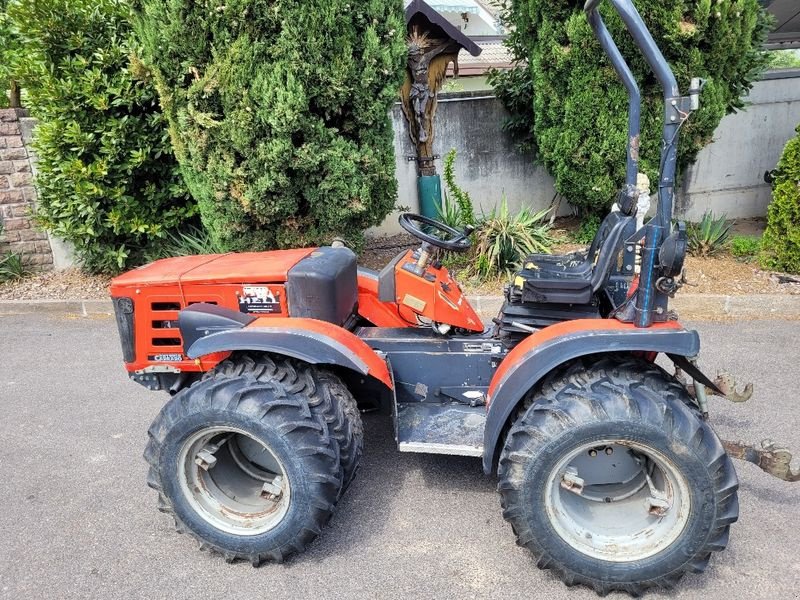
[0,0,21,107]
[761,124,800,274]
[491,0,771,216]
[7,0,193,272]
[132,0,407,252]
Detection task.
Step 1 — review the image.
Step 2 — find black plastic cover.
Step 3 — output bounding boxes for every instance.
[179,303,256,351]
[287,247,358,325]
[112,296,135,363]
[659,221,688,277]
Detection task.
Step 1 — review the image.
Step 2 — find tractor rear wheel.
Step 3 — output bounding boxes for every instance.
[498,357,739,596]
[144,355,354,565]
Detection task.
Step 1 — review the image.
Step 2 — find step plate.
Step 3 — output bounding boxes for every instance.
[396,402,485,457]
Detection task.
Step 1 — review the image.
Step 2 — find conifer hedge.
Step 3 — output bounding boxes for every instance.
[133,0,407,251]
[761,124,800,273]
[492,0,771,216]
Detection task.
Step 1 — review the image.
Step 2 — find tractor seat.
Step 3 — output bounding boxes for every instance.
[514,211,634,305]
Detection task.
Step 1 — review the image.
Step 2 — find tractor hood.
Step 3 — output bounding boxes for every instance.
[110,248,316,288]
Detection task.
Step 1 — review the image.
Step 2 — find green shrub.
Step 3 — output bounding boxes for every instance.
[133,0,406,252]
[486,62,536,155]
[573,214,601,244]
[730,235,761,259]
[7,0,193,273]
[493,0,771,216]
[761,125,800,273]
[473,196,553,278]
[443,149,476,225]
[0,0,20,107]
[144,226,225,263]
[436,193,464,232]
[769,50,800,70]
[687,211,732,257]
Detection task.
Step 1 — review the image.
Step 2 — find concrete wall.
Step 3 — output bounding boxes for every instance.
[376,71,800,234]
[676,71,800,220]
[375,92,558,235]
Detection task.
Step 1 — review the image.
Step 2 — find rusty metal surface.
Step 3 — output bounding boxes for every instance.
[723,439,800,482]
[713,372,754,403]
[678,367,753,404]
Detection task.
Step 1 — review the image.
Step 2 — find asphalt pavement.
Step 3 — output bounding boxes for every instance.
[0,313,798,600]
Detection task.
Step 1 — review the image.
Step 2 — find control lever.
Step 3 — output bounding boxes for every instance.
[451,224,476,245]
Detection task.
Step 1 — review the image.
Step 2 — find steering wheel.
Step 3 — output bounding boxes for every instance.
[398,213,472,252]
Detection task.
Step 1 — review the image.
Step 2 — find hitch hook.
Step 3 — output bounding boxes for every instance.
[723,439,800,482]
[712,372,753,403]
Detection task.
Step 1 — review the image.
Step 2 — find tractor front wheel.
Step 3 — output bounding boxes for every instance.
[144,355,357,565]
[498,357,739,596]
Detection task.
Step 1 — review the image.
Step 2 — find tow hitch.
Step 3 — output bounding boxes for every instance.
[678,368,799,482]
[722,440,800,482]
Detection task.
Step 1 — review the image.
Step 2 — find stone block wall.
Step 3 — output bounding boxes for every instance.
[0,108,53,271]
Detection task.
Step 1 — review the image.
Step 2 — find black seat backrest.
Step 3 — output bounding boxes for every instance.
[587,210,635,292]
[587,210,620,261]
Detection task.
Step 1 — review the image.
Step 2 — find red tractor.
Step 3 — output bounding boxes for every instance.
[110,0,797,594]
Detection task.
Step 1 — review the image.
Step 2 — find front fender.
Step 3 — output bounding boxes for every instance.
[482,319,699,474]
[180,304,392,389]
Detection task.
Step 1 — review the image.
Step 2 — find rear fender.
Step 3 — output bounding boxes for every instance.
[179,303,393,389]
[482,319,701,474]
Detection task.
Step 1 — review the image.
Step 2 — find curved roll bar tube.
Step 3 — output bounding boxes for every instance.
[584,0,691,327]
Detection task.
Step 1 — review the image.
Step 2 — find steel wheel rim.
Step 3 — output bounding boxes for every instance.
[544,438,691,562]
[178,426,291,536]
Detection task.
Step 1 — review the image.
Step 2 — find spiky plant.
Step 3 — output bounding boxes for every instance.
[687,211,732,257]
[473,196,553,278]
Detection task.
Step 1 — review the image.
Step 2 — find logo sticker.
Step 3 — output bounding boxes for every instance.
[239,286,282,314]
[149,353,183,362]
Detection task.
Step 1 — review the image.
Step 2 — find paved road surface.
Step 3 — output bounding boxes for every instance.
[1,314,798,599]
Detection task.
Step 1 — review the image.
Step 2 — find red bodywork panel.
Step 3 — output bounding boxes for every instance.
[111,249,315,287]
[487,319,683,400]
[356,270,415,328]
[110,248,420,375]
[110,249,316,373]
[391,250,483,332]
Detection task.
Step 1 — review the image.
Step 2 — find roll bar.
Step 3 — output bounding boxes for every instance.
[584,10,640,196]
[583,0,699,327]
[584,0,679,227]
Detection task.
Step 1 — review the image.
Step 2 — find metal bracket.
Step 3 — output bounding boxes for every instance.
[644,469,671,516]
[261,476,284,501]
[683,371,754,404]
[194,435,232,471]
[560,466,585,494]
[710,372,753,403]
[723,439,800,482]
[195,449,218,471]
[406,154,440,162]
[667,96,694,124]
[135,365,182,374]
